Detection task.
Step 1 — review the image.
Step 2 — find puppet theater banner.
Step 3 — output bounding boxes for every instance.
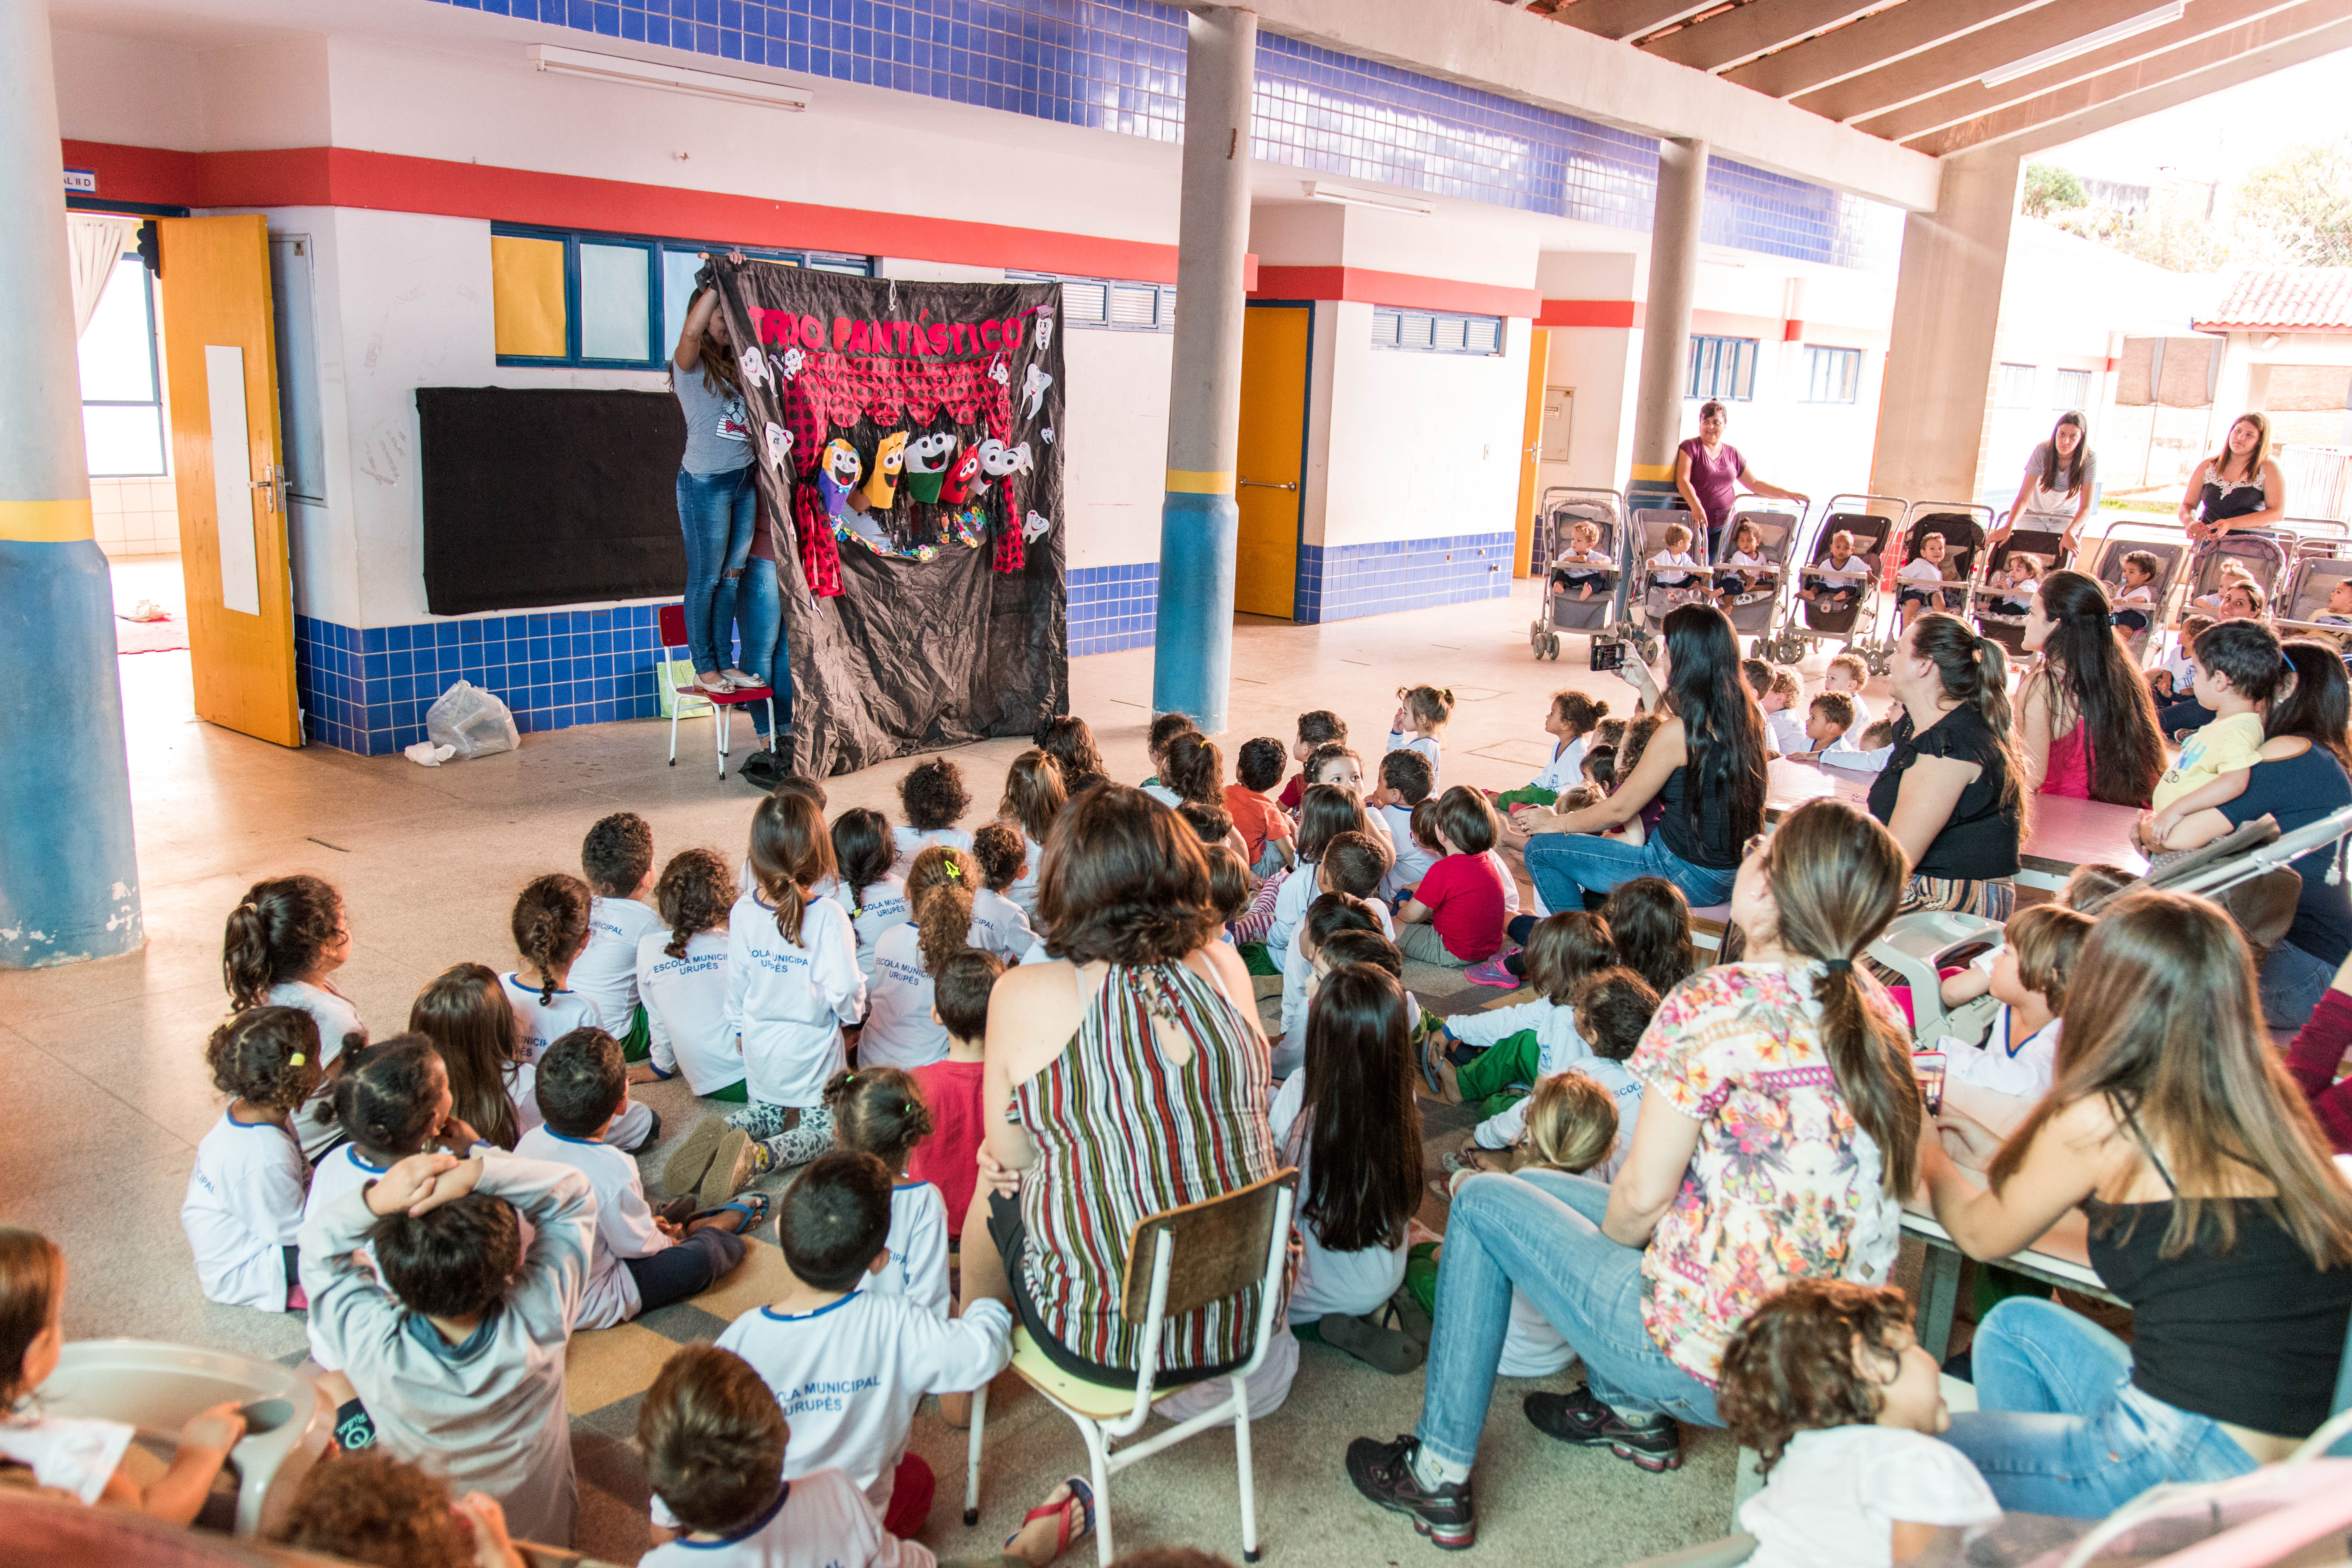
[706,260,1068,779]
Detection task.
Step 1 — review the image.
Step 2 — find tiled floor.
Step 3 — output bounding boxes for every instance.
[23,579,1900,1565]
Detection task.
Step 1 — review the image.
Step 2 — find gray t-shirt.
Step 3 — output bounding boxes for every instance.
[2022,440,2096,517]
[671,359,752,476]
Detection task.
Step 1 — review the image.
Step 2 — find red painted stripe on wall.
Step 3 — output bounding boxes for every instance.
[1251,265,1541,319]
[1536,299,1642,329]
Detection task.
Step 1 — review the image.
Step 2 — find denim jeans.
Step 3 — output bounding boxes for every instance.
[622,1225,746,1313]
[676,465,756,677]
[716,556,793,736]
[1939,1297,2257,1518]
[2259,936,2336,1032]
[2155,696,2213,741]
[1522,831,1738,916]
[1414,1168,1719,1470]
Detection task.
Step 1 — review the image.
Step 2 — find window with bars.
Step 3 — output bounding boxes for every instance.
[1799,345,1862,404]
[1007,271,1178,332]
[1686,335,1758,401]
[1996,362,2038,407]
[1370,308,1504,355]
[490,223,872,368]
[2053,368,2091,409]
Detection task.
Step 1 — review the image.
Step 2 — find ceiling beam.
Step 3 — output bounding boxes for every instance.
[1913,2,2352,155]
[1548,0,1722,42]
[1642,0,1881,73]
[1724,0,2047,100]
[1857,0,2316,143]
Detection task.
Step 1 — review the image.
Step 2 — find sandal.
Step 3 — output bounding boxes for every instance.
[705,1191,772,1234]
[1007,1476,1094,1556]
[1318,1310,1427,1374]
[661,1117,730,1198]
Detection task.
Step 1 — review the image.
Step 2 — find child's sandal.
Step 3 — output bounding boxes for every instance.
[1008,1477,1095,1555]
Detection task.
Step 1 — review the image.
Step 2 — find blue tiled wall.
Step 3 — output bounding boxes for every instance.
[1296,531,1515,624]
[1068,562,1158,656]
[425,0,1898,272]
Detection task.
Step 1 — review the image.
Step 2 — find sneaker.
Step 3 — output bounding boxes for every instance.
[1522,1387,1682,1472]
[1344,1434,1475,1550]
[1463,956,1520,989]
[662,1116,730,1197]
[698,1127,760,1210]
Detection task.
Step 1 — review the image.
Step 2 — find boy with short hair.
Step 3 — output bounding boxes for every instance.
[2151,621,2277,810]
[1396,788,1509,968]
[2151,613,2212,705]
[517,1028,757,1329]
[574,812,665,1060]
[1822,653,1873,727]
[908,951,998,1232]
[1740,658,1772,704]
[1369,749,1437,901]
[1225,737,1297,877]
[1277,710,1347,811]
[715,1152,1012,1538]
[298,1149,595,1546]
[1801,691,1891,773]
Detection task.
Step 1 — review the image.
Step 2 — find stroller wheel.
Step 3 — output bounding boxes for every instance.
[1546,633,1561,660]
[1530,624,1544,658]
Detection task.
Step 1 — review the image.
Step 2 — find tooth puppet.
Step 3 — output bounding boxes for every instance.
[902,432,959,505]
[860,431,907,510]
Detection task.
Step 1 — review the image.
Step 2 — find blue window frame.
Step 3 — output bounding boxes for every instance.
[1007,270,1178,332]
[1687,335,1758,401]
[1371,308,1504,356]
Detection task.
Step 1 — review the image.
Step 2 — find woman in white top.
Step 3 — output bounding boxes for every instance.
[1991,412,2097,558]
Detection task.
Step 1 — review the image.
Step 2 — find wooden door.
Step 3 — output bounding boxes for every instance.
[1233,304,1310,619]
[160,215,301,747]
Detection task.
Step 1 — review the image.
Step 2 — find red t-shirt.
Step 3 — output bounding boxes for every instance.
[1277,773,1305,812]
[1223,784,1286,864]
[1417,852,1507,962]
[906,1058,985,1225]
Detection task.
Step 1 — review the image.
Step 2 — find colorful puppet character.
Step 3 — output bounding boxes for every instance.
[902,432,958,504]
[938,442,985,507]
[780,346,805,378]
[763,421,793,474]
[1021,365,1053,422]
[860,431,908,510]
[1024,510,1053,544]
[978,438,1034,481]
[818,438,863,520]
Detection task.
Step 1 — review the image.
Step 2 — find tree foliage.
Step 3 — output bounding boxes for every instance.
[2236,135,2352,267]
[2023,162,2088,219]
[2021,138,2352,273]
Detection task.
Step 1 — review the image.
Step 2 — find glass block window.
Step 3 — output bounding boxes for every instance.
[1687,335,1758,402]
[1007,271,1176,332]
[1997,363,2038,407]
[2053,368,2091,409]
[80,253,167,477]
[1371,308,1504,356]
[1800,345,1862,404]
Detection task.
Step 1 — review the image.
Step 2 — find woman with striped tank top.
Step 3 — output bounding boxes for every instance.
[956,783,1286,1385]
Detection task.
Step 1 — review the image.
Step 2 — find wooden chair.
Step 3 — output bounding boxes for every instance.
[962,1169,1298,1566]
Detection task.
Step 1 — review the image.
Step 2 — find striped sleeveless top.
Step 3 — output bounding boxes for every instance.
[1014,958,1283,1372]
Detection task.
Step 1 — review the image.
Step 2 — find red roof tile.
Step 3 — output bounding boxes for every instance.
[2196,268,2352,332]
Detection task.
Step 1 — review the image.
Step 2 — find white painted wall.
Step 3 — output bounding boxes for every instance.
[1058,328,1174,572]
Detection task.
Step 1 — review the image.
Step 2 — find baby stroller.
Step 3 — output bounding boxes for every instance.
[1528,486,1625,662]
[1611,505,1715,662]
[1762,493,1902,669]
[2276,552,2352,654]
[1712,499,1803,655]
[1854,503,1985,670]
[2083,524,2189,662]
[2183,528,2294,620]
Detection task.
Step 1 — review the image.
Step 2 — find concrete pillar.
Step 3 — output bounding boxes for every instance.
[1151,4,1256,733]
[0,0,144,968]
[1870,149,2023,507]
[1626,137,1708,505]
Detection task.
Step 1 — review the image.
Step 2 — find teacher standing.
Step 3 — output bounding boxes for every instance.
[1990,412,2096,558]
[671,253,759,698]
[2181,412,2287,543]
[1675,400,1808,561]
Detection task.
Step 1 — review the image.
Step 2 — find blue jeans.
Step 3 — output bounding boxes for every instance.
[622,1225,746,1314]
[1523,830,1737,915]
[1939,1297,2256,1518]
[716,557,793,736]
[1415,1169,1719,1470]
[677,465,756,677]
[2156,696,2212,740]
[2259,936,2335,1032]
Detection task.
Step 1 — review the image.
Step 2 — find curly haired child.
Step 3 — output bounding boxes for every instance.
[635,849,747,1100]
[224,873,359,1156]
[894,759,975,875]
[282,1448,527,1568]
[182,1006,323,1312]
[859,844,979,1073]
[969,822,1041,964]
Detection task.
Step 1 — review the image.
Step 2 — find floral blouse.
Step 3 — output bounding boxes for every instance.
[1629,962,1904,1386]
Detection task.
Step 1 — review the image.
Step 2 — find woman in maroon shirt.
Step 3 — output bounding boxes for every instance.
[1675,399,1807,561]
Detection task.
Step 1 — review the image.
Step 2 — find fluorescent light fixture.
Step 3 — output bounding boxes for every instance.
[528,44,811,111]
[1980,2,2183,88]
[1301,181,1434,216]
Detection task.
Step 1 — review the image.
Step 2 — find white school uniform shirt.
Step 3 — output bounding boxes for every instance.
[1018,935,1050,967]
[715,1293,1012,1512]
[1948,1007,2061,1100]
[300,1157,593,1548]
[2160,641,2197,695]
[829,875,913,984]
[726,893,866,1110]
[515,1125,666,1329]
[969,886,1038,965]
[1821,727,1896,774]
[1896,557,1947,591]
[1005,829,1046,917]
[860,1180,951,1320]
[1264,860,1319,968]
[183,1107,308,1312]
[637,928,742,1095]
[269,980,366,1158]
[574,895,664,1034]
[1740,1425,2000,1568]
[857,920,962,1072]
[1454,1000,1587,1145]
[502,973,601,1064]
[301,1142,397,1372]
[890,825,973,879]
[1271,1074,1409,1323]
[1275,903,1399,1038]
[1387,731,1443,788]
[1141,781,1182,808]
[1649,549,1699,584]
[1528,735,1588,796]
[0,1415,134,1505]
[1766,707,1810,756]
[640,1467,936,1568]
[1378,804,1439,901]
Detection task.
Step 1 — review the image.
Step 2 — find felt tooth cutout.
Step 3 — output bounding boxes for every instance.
[1024,510,1053,543]
[978,438,1034,483]
[737,344,771,390]
[902,432,959,505]
[763,422,793,473]
[938,443,985,506]
[987,354,1011,388]
[1022,364,1053,421]
[861,431,908,510]
[1034,306,1056,351]
[818,438,863,520]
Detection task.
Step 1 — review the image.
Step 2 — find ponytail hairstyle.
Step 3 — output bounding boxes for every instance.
[329,1033,449,1164]
[1162,731,1224,807]
[1294,964,1423,1254]
[223,874,345,1009]
[905,844,978,976]
[2034,570,2164,807]
[971,822,1026,894]
[1519,1071,1620,1176]
[655,848,739,962]
[1399,684,1455,733]
[204,1006,325,1114]
[998,750,1068,847]
[2271,639,2352,772]
[828,808,894,920]
[408,963,526,1151]
[1753,799,1921,1197]
[510,873,592,1005]
[1296,782,1372,864]
[749,792,835,948]
[825,1066,936,1171]
[0,1227,66,1410]
[1905,612,2026,825]
[1031,716,1105,795]
[1551,690,1610,738]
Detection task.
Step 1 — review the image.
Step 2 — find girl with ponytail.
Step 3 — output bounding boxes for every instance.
[1868,611,2026,918]
[408,963,534,1149]
[500,873,598,1057]
[857,843,980,1072]
[222,874,359,1157]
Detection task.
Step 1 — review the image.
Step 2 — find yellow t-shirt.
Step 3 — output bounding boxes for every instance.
[2151,711,2267,810]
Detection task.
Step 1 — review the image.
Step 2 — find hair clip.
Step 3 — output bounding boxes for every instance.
[289,1053,307,1066]
[1822,957,1853,973]
[943,860,963,880]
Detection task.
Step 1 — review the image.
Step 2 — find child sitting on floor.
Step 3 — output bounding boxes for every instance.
[282,1447,528,1568]
[300,1149,597,1546]
[860,844,980,1072]
[1495,690,1609,811]
[183,1007,321,1313]
[908,951,996,1245]
[715,1151,1012,1538]
[1394,788,1508,969]
[893,759,975,876]
[1451,966,1654,1182]
[1390,684,1454,786]
[826,1067,951,1319]
[518,1028,758,1328]
[1423,911,1614,1112]
[635,849,746,1102]
[505,873,657,1151]
[996,750,1065,918]
[411,962,538,1150]
[574,812,664,1058]
[1267,784,1381,972]
[224,872,362,1158]
[1140,711,1199,807]
[0,1227,247,1521]
[1719,1281,1999,1567]
[1277,709,1347,812]
[1370,750,1437,901]
[1226,737,1297,878]
[1276,890,1384,1080]
[968,824,1040,964]
[829,808,914,986]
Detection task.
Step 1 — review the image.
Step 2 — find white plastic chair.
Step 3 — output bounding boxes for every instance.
[963,1169,1298,1566]
[656,602,776,781]
[36,1338,332,1539]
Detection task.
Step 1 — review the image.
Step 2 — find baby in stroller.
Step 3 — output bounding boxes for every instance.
[1896,532,1964,629]
[1551,518,1615,602]
[1798,530,1869,614]
[1713,519,1770,610]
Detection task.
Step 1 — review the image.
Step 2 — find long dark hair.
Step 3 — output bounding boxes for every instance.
[1602,877,1696,996]
[1295,964,1423,1254]
[2272,640,2352,773]
[750,793,834,947]
[408,963,525,1151]
[1661,605,1767,854]
[1757,800,1922,1197]
[2034,570,2163,806]
[2041,412,2089,493]
[829,808,895,920]
[223,875,343,1009]
[681,288,742,399]
[1162,731,1224,807]
[1908,612,2027,827]
[1033,716,1105,794]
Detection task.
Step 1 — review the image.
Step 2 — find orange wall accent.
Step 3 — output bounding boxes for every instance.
[1250,265,1541,319]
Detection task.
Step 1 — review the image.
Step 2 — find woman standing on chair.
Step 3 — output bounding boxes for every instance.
[1675,400,1809,562]
[1990,412,2097,561]
[2181,413,2287,544]
[671,251,756,698]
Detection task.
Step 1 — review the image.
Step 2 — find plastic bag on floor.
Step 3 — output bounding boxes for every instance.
[425,681,519,759]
